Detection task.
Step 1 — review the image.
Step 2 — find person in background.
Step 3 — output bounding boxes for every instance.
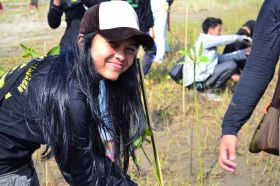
[0,2,3,14]
[151,0,173,63]
[0,1,154,185]
[219,0,280,173]
[29,0,39,13]
[183,17,250,99]
[48,0,109,53]
[223,20,256,81]
[125,0,156,75]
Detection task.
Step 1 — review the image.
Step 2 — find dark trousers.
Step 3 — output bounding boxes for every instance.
[205,60,237,90]
[142,45,156,75]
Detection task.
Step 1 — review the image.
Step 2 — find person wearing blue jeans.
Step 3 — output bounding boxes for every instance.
[219,0,280,172]
[183,17,251,92]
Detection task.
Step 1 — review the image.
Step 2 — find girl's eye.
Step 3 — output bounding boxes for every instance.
[126,47,136,54]
[109,42,118,49]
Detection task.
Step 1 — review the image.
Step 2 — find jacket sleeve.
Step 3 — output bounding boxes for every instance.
[47,0,64,29]
[201,34,241,49]
[222,0,280,136]
[56,88,136,186]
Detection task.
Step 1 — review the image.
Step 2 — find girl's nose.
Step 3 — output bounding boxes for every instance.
[114,49,125,62]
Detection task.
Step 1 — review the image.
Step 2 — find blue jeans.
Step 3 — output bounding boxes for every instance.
[0,161,39,186]
[142,45,156,75]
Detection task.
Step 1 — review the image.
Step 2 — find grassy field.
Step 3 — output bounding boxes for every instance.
[1,0,280,185]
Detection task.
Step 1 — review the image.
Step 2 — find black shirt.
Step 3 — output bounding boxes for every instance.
[47,0,109,52]
[223,28,251,72]
[125,0,154,32]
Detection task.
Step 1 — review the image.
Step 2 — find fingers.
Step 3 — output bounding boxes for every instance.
[218,135,237,172]
[264,101,272,114]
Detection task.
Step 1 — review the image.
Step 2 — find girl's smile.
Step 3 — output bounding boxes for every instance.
[90,34,137,81]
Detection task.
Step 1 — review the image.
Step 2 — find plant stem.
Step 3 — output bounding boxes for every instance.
[193,60,203,185]
[45,161,48,186]
[140,145,153,166]
[183,3,189,116]
[137,59,164,186]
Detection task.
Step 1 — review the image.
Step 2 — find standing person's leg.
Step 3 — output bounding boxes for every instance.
[205,61,237,90]
[153,10,168,63]
[142,45,156,75]
[0,2,3,14]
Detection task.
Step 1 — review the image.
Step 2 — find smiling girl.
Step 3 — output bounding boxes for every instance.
[0,1,154,185]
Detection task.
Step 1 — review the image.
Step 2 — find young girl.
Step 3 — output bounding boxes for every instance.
[0,1,154,185]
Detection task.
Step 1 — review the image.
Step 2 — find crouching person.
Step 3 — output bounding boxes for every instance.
[183,17,250,94]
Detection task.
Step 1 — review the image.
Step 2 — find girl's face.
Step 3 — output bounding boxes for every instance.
[90,34,138,81]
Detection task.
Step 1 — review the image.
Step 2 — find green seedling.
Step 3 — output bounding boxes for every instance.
[20,43,60,59]
[178,42,209,185]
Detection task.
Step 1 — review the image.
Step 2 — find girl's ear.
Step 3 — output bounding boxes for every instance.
[77,34,85,47]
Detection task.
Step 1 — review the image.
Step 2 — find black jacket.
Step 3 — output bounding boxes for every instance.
[125,0,154,32]
[0,56,135,185]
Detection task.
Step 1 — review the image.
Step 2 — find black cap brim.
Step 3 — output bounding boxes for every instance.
[98,27,154,49]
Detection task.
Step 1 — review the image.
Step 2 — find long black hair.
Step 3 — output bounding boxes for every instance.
[28,32,146,176]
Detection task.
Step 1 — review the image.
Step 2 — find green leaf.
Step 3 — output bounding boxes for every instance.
[199,56,209,63]
[143,128,152,136]
[199,42,203,56]
[133,136,143,148]
[144,138,151,144]
[29,48,41,59]
[191,46,197,62]
[20,43,28,51]
[178,49,187,56]
[20,43,42,59]
[22,54,30,58]
[47,46,60,56]
[186,50,193,60]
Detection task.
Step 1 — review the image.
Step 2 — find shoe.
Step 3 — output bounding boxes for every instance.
[204,92,222,102]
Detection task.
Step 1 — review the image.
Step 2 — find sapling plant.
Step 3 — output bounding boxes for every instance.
[178,42,208,185]
[136,59,164,186]
[20,43,60,59]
